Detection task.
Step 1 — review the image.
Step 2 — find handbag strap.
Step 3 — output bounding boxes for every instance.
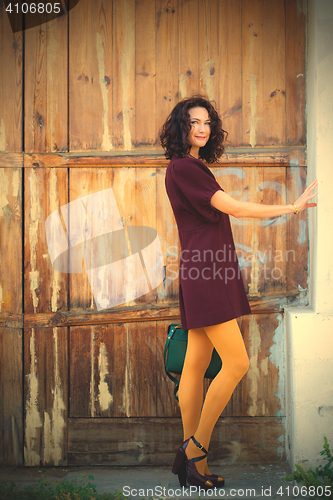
[164,324,182,401]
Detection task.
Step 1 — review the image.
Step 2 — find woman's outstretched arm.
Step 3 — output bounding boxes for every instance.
[210,179,318,219]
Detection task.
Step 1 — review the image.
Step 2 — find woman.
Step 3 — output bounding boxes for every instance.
[160,95,317,490]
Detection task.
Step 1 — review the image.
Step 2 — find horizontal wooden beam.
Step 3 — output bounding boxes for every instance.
[0,147,306,169]
[68,416,286,466]
[0,291,301,329]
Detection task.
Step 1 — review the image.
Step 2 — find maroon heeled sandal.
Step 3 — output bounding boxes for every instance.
[172,438,190,487]
[172,436,225,489]
[186,436,215,490]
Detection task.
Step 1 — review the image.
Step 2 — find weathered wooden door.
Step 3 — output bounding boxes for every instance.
[0,0,307,466]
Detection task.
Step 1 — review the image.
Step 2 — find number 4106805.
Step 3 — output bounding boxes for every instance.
[6,3,61,14]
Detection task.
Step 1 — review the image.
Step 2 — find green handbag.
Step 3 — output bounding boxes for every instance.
[164,324,222,400]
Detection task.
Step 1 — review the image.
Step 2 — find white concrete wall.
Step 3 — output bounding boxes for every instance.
[285,0,333,470]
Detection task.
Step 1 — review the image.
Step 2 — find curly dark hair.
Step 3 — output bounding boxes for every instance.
[160,95,227,163]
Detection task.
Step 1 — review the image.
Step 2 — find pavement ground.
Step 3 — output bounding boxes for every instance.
[0,462,307,500]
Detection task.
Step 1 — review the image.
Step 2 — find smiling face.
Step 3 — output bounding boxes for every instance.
[187,106,211,158]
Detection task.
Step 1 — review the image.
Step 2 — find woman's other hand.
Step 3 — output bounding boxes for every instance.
[293,179,318,213]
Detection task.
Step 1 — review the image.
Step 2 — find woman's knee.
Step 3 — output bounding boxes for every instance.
[183,329,214,375]
[225,352,250,380]
[236,353,250,379]
[184,348,213,375]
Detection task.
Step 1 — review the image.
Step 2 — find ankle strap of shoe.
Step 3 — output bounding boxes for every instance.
[190,435,208,462]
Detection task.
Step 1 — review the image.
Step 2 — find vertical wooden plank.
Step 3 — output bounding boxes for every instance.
[286,0,306,145]
[111,167,137,308]
[68,167,114,310]
[0,4,23,152]
[24,327,68,466]
[135,0,157,147]
[112,322,130,417]
[95,0,113,152]
[178,0,199,100]
[214,165,248,295]
[0,329,23,465]
[156,320,180,417]
[24,168,68,314]
[25,23,47,152]
[113,0,136,150]
[134,167,159,305]
[69,0,113,151]
[0,6,23,467]
[69,326,92,417]
[233,166,261,296]
[70,324,114,417]
[105,322,157,417]
[258,167,287,295]
[219,0,243,147]
[286,166,308,292]
[242,0,264,148]
[69,0,93,151]
[262,0,286,145]
[156,0,179,138]
[25,11,67,152]
[94,324,114,416]
[0,168,22,314]
[125,322,157,416]
[198,0,220,105]
[46,12,68,152]
[114,322,137,417]
[248,166,264,296]
[156,166,179,303]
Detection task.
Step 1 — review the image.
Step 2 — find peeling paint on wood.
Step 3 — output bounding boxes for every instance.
[24,328,42,466]
[49,169,61,313]
[43,328,66,465]
[247,316,261,417]
[296,0,307,17]
[248,169,260,296]
[12,170,20,199]
[0,119,8,151]
[249,220,260,296]
[28,170,41,313]
[90,326,95,417]
[0,169,9,213]
[269,314,286,417]
[0,168,20,222]
[98,342,113,411]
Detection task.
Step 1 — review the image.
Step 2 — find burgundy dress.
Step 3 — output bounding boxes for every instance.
[165,156,251,330]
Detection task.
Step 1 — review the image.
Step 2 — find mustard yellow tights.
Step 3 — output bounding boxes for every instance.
[177,318,249,476]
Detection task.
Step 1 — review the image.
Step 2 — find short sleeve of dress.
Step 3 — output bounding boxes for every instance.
[171,157,222,220]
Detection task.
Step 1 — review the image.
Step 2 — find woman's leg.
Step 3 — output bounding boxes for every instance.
[185,318,249,475]
[177,327,214,472]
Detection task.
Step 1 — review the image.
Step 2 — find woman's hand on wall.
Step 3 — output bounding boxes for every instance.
[293,179,318,213]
